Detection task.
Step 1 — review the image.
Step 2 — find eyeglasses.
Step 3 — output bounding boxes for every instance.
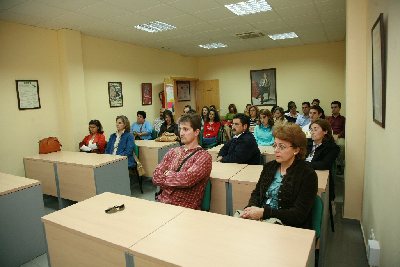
[105,204,125,214]
[272,143,293,151]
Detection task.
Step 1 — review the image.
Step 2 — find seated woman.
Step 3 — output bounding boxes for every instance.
[202,109,221,146]
[158,109,179,138]
[224,103,237,141]
[79,119,106,153]
[306,119,339,201]
[273,106,288,126]
[254,109,274,146]
[105,115,136,169]
[240,124,317,229]
[201,106,209,127]
[248,105,259,133]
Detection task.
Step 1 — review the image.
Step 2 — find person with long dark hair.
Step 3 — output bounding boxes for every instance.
[79,119,106,153]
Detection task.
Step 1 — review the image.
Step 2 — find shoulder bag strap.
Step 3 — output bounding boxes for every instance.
[176,148,203,172]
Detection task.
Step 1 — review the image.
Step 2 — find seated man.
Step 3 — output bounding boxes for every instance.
[327,101,346,174]
[295,102,311,127]
[217,113,261,165]
[131,111,152,140]
[152,114,212,210]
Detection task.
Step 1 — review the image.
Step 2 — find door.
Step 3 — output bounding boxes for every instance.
[195,79,220,112]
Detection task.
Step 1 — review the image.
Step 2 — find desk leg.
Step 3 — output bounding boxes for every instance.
[225,182,233,216]
[125,253,134,267]
[53,163,63,210]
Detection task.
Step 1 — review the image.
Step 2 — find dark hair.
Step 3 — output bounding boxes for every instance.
[88,119,104,134]
[259,109,274,127]
[137,111,146,119]
[116,115,131,132]
[209,105,217,111]
[310,105,323,115]
[270,105,278,114]
[249,105,259,118]
[180,113,201,132]
[274,107,285,120]
[287,101,296,110]
[163,109,175,125]
[273,124,307,160]
[228,104,237,113]
[233,113,250,129]
[209,109,220,122]
[201,106,210,122]
[302,102,310,107]
[184,105,192,111]
[312,99,320,105]
[311,119,334,143]
[331,101,341,108]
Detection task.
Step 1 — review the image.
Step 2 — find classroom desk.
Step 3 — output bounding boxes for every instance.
[24,151,130,204]
[42,192,185,267]
[258,145,275,163]
[130,208,315,267]
[0,172,46,267]
[209,162,247,215]
[135,140,179,177]
[207,144,224,161]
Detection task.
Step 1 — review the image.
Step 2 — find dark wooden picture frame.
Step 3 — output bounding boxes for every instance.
[15,80,41,110]
[108,82,123,108]
[141,83,152,105]
[250,68,277,106]
[371,13,386,128]
[176,81,191,101]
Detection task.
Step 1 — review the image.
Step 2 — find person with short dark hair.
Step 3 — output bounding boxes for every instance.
[284,101,298,123]
[79,120,106,153]
[158,109,179,137]
[302,105,323,137]
[105,115,136,168]
[153,113,212,210]
[183,105,192,114]
[240,123,317,229]
[327,101,346,174]
[295,102,311,127]
[131,111,152,140]
[217,113,261,165]
[311,98,325,119]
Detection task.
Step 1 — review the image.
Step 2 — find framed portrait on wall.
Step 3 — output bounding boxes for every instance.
[176,81,190,101]
[15,80,41,110]
[371,13,386,128]
[108,82,123,108]
[141,83,152,105]
[250,68,277,106]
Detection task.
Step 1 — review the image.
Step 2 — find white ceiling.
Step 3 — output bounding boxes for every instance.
[0,0,346,57]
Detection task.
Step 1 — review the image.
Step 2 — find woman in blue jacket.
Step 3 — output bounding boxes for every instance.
[105,115,136,169]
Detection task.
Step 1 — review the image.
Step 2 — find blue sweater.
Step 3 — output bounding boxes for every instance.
[105,132,136,168]
[254,124,274,146]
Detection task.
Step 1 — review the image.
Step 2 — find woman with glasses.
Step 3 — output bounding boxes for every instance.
[248,105,259,133]
[79,120,106,153]
[158,109,179,138]
[254,109,274,146]
[240,123,317,229]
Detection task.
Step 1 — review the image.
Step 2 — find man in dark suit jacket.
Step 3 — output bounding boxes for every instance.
[217,113,261,165]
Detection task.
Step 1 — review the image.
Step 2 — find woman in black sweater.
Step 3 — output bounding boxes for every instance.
[241,124,317,229]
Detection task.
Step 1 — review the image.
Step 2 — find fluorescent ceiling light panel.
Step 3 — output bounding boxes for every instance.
[268,32,298,40]
[225,0,272,16]
[134,21,176,33]
[198,43,228,49]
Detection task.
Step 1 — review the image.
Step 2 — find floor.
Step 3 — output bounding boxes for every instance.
[22,174,368,267]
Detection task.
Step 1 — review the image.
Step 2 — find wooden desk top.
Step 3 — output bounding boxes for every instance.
[315,170,329,194]
[230,164,263,184]
[207,144,224,152]
[130,209,315,267]
[135,140,178,148]
[0,172,40,196]
[42,192,185,251]
[24,151,126,167]
[258,145,275,155]
[210,162,247,181]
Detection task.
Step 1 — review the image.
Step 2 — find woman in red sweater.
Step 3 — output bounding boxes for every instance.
[202,109,221,146]
[79,120,106,153]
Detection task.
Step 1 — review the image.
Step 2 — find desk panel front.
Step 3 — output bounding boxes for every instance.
[130,209,315,267]
[42,192,185,267]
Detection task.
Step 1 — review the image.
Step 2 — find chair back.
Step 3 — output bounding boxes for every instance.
[312,195,324,239]
[201,179,212,211]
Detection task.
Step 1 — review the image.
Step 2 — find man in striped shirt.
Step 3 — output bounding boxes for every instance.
[153,114,212,210]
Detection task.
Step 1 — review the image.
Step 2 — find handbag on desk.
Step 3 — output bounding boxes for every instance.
[39,137,62,154]
[155,132,178,142]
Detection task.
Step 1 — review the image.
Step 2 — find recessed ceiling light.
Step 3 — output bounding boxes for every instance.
[268,32,298,40]
[225,0,272,16]
[134,21,176,33]
[198,43,228,49]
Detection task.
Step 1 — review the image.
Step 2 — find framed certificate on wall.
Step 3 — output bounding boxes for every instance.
[15,80,41,110]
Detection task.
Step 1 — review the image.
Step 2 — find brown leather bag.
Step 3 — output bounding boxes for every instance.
[39,137,62,154]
